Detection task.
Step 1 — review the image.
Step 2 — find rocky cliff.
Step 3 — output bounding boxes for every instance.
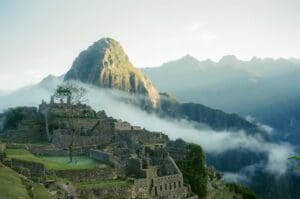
[65,38,160,108]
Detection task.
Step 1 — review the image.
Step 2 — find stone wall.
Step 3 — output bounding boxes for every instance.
[48,167,116,182]
[52,131,112,149]
[133,178,149,198]
[115,130,169,145]
[90,118,115,136]
[3,158,45,177]
[133,156,192,199]
[134,171,188,199]
[89,149,114,165]
[78,184,134,199]
[89,149,128,178]
[115,119,132,131]
[150,173,188,199]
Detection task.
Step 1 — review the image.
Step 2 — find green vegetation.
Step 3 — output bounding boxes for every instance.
[6,149,102,170]
[290,155,300,170]
[3,107,24,129]
[76,179,132,189]
[226,183,260,199]
[27,181,54,199]
[0,164,30,199]
[0,164,54,199]
[176,144,207,198]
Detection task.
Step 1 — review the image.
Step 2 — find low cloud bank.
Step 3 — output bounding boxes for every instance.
[0,80,295,176]
[223,172,250,184]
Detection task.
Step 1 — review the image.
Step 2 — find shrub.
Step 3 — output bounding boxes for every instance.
[3,108,24,129]
[176,144,207,198]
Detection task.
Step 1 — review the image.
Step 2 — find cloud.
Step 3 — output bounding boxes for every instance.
[223,172,250,184]
[0,80,295,176]
[245,115,273,135]
[245,115,256,123]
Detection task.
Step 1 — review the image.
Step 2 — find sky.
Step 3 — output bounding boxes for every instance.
[0,0,299,90]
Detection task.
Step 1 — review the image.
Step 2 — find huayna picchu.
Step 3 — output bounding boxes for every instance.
[0,96,258,199]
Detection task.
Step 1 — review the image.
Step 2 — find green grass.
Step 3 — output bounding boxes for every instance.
[0,165,30,199]
[76,180,132,189]
[6,149,104,170]
[30,182,54,199]
[6,149,42,162]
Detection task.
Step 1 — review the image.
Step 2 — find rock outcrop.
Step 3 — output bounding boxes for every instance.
[65,38,160,108]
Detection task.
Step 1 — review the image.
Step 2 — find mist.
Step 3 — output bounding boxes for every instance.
[0,79,295,176]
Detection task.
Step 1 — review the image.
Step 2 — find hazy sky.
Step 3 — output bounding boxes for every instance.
[0,0,299,90]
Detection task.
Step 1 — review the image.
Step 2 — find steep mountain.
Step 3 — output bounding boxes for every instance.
[64,38,258,133]
[65,38,160,108]
[143,55,300,143]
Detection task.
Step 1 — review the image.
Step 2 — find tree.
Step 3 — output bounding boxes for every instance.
[54,82,87,162]
[176,144,207,198]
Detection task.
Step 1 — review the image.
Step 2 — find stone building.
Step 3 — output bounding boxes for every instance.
[89,145,198,199]
[115,119,132,131]
[132,146,197,199]
[37,99,198,199]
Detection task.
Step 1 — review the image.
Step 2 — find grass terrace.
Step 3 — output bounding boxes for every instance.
[0,164,30,199]
[6,149,105,170]
[0,164,54,199]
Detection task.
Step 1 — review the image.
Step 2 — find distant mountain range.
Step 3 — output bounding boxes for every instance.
[143,55,300,144]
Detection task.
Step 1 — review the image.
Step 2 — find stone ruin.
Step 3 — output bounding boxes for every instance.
[90,145,197,199]
[37,97,198,198]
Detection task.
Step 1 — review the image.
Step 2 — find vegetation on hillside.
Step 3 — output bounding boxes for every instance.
[2,107,24,130]
[226,183,260,199]
[176,144,207,198]
[0,164,30,199]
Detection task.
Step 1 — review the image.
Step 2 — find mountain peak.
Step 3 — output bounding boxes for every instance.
[64,38,160,108]
[180,54,200,63]
[219,55,239,65]
[92,37,122,50]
